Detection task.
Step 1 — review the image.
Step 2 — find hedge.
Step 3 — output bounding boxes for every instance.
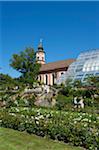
[0,107,99,150]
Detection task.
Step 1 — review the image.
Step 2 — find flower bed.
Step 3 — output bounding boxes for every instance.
[0,107,99,150]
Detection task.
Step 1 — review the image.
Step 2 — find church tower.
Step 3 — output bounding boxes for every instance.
[36,39,46,64]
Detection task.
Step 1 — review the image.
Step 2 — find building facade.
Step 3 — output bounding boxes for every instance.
[36,40,75,85]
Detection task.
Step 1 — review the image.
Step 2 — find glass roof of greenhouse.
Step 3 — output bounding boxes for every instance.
[57,49,99,84]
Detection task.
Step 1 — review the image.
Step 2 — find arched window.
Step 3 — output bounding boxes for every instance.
[37,57,39,60]
[61,72,64,75]
[40,75,41,81]
[45,75,48,85]
[52,74,55,85]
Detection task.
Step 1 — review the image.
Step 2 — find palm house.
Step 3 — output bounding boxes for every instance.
[57,49,99,84]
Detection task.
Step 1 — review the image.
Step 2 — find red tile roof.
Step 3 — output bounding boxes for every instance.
[40,59,75,72]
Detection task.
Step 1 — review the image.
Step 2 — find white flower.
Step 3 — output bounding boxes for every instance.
[31,116,34,119]
[15,108,19,112]
[84,123,87,127]
[14,101,18,105]
[39,115,44,119]
[35,116,39,120]
[74,117,82,121]
[10,113,16,116]
[82,118,89,122]
[21,115,25,118]
[36,121,39,125]
[89,120,91,123]
[46,114,50,118]
[74,121,77,124]
[89,114,92,117]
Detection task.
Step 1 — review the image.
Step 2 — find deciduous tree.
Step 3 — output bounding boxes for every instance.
[10,47,40,86]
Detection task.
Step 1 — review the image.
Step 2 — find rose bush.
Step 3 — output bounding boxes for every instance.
[0,107,99,150]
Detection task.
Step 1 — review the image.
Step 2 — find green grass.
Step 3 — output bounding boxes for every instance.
[0,127,83,150]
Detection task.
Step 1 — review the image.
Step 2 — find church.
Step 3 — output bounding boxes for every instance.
[36,40,75,85]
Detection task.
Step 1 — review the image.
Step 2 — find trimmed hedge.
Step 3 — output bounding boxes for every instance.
[0,107,99,150]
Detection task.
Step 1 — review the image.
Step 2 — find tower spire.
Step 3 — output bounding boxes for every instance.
[40,38,43,43]
[38,38,43,51]
[36,38,46,64]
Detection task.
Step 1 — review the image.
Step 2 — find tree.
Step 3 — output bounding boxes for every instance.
[0,73,15,89]
[10,47,41,86]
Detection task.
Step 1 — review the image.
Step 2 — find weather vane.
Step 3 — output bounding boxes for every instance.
[40,38,43,43]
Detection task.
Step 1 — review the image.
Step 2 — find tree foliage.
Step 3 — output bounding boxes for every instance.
[0,73,16,89]
[10,47,41,85]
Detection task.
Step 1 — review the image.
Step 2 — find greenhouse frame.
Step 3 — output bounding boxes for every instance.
[57,49,99,84]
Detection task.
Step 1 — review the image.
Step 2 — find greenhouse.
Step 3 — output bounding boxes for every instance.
[57,49,99,84]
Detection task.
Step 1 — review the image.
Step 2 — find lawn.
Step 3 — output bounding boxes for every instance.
[0,127,83,150]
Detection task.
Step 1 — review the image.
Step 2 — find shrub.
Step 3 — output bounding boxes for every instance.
[6,98,17,108]
[84,98,94,107]
[59,86,73,96]
[0,107,99,150]
[28,95,35,107]
[56,94,72,110]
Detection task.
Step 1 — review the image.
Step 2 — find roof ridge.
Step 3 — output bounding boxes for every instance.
[42,58,75,66]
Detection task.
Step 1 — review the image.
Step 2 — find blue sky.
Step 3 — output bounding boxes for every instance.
[0,1,99,77]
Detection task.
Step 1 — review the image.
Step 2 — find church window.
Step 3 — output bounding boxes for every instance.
[45,75,48,85]
[40,75,41,81]
[52,74,55,85]
[61,72,64,75]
